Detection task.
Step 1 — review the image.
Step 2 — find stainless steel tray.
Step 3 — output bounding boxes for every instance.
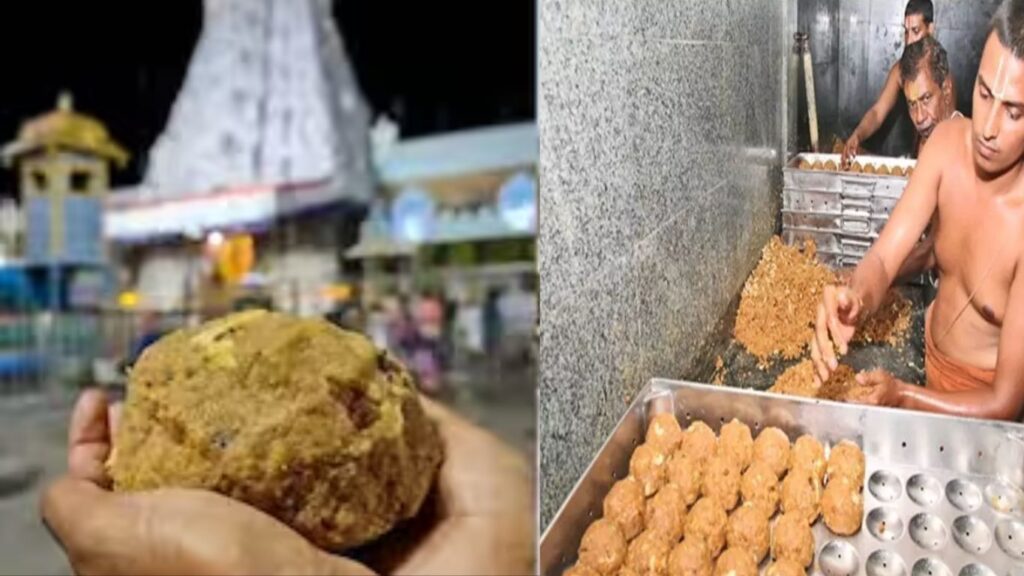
[783,153,917,268]
[540,380,1024,576]
[787,153,917,173]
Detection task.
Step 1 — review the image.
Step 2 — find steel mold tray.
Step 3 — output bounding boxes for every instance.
[540,380,1024,576]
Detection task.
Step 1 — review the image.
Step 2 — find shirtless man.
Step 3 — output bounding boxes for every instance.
[835,36,957,284]
[812,0,1024,421]
[901,36,961,155]
[842,0,957,166]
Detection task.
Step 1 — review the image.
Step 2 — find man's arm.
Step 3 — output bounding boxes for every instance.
[896,263,1024,420]
[847,121,948,316]
[854,65,903,141]
[813,124,945,381]
[893,226,937,285]
[841,220,936,288]
[843,65,902,164]
[837,229,933,286]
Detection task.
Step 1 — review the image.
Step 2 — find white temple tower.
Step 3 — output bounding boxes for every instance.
[139,0,371,201]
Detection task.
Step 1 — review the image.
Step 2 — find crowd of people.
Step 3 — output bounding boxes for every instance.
[352,280,537,395]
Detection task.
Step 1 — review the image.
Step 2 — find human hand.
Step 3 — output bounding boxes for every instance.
[841,135,860,169]
[810,285,863,384]
[41,389,374,576]
[42,389,535,576]
[354,397,535,575]
[844,369,904,408]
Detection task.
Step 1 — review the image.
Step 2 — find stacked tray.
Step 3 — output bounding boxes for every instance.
[783,153,917,270]
[541,380,1024,576]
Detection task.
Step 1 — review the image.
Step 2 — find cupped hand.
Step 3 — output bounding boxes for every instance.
[844,369,903,408]
[42,389,534,576]
[353,396,535,576]
[42,389,373,576]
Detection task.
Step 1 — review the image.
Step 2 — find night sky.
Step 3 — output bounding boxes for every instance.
[0,1,535,188]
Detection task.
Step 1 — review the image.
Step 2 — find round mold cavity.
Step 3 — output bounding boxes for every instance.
[985,480,1023,515]
[909,512,949,551]
[869,470,902,502]
[952,515,993,555]
[957,564,996,576]
[818,540,859,576]
[911,557,952,576]
[946,479,983,512]
[995,519,1024,560]
[866,550,908,576]
[908,473,943,507]
[866,506,905,542]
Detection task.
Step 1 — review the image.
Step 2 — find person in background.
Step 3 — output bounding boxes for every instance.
[415,290,444,345]
[412,290,444,394]
[834,35,960,287]
[901,35,962,156]
[842,0,956,165]
[385,295,417,363]
[125,311,164,368]
[888,36,961,286]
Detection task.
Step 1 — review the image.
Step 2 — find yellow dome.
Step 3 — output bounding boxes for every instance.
[2,92,129,167]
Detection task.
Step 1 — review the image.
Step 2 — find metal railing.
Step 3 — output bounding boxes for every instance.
[0,309,195,399]
[0,298,538,400]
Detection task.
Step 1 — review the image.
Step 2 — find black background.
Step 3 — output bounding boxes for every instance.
[0,1,535,188]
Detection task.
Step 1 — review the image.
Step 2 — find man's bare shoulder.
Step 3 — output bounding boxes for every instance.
[936,115,970,139]
[924,117,970,159]
[889,61,902,85]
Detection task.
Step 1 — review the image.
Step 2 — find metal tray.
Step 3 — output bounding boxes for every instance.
[783,153,917,268]
[540,379,1024,576]
[787,153,917,174]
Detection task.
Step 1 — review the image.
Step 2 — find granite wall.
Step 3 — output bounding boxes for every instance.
[538,0,796,528]
[797,0,1000,156]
